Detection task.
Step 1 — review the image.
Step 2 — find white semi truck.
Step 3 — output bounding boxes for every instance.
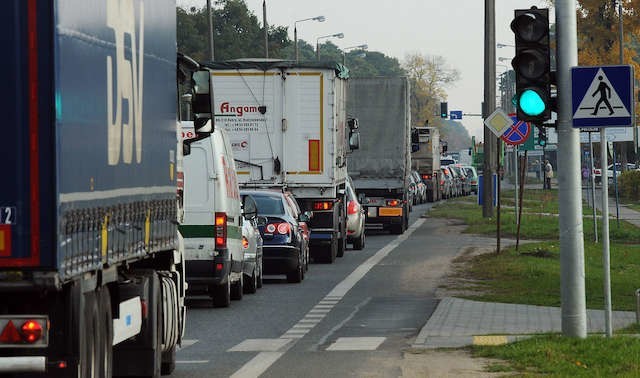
[207,61,360,263]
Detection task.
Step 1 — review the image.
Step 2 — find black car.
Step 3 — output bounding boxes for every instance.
[240,189,309,283]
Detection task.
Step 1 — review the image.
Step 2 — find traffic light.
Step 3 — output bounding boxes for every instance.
[511,7,551,123]
[440,102,448,118]
[537,126,547,146]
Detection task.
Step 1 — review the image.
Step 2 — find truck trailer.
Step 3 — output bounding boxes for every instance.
[411,126,442,202]
[207,60,360,263]
[347,77,411,234]
[0,1,213,376]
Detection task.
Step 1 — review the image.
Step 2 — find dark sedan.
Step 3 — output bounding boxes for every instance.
[240,189,309,283]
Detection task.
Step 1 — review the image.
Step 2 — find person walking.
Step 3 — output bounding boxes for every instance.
[544,160,553,189]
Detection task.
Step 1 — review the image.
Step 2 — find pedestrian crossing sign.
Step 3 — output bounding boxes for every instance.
[572,65,634,128]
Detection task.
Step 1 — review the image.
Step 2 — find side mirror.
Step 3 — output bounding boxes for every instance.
[299,213,311,223]
[349,131,360,150]
[191,70,214,133]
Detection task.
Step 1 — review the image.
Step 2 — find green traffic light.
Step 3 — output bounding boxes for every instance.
[518,89,546,116]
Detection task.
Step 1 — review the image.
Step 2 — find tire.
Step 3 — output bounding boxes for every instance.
[161,345,176,375]
[230,273,243,301]
[212,277,231,308]
[82,291,99,378]
[98,288,113,378]
[286,253,303,283]
[244,270,258,294]
[337,235,346,258]
[353,231,365,250]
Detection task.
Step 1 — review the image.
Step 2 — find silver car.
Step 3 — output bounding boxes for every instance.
[241,194,264,293]
[345,177,365,250]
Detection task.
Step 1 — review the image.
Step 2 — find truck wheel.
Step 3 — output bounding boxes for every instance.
[212,276,231,307]
[82,291,99,378]
[98,288,113,378]
[337,235,346,257]
[161,345,176,375]
[328,241,337,263]
[231,274,243,300]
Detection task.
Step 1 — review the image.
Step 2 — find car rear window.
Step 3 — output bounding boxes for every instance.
[253,195,285,215]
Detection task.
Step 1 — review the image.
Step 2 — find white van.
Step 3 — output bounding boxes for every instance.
[180,122,244,307]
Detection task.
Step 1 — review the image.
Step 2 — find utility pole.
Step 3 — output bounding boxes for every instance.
[556,0,587,338]
[207,0,214,60]
[263,0,268,58]
[482,0,497,218]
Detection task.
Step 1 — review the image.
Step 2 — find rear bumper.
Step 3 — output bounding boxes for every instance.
[185,251,230,289]
[0,356,46,373]
[263,245,299,274]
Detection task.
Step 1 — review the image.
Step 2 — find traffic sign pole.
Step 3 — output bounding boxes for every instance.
[557,0,587,338]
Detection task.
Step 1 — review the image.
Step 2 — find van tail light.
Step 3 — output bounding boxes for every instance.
[215,212,227,249]
[386,199,400,207]
[347,200,359,215]
[313,201,334,211]
[242,236,249,249]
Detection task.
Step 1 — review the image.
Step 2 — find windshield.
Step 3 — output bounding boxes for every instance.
[253,195,285,215]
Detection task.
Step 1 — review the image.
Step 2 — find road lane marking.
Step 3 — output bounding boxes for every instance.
[230,218,426,377]
[326,337,386,351]
[176,360,209,364]
[228,338,292,352]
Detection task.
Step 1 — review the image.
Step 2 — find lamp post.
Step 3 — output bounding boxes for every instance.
[294,16,325,62]
[316,32,344,60]
[342,44,368,65]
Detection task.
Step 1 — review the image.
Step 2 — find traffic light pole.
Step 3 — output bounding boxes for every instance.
[482,0,497,218]
[556,0,587,338]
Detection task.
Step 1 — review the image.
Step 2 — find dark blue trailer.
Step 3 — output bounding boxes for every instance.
[0,1,211,376]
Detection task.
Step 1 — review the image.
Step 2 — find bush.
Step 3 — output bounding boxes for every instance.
[618,170,640,201]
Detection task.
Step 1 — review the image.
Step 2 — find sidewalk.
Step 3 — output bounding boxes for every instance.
[414,188,640,349]
[413,297,636,349]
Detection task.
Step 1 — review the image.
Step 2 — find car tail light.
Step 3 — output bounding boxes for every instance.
[276,223,291,235]
[422,174,431,180]
[347,200,359,215]
[386,199,400,207]
[242,236,249,249]
[214,212,227,249]
[266,224,276,233]
[313,201,333,211]
[20,320,43,343]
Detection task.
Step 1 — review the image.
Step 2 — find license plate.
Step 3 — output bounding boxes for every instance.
[379,207,402,216]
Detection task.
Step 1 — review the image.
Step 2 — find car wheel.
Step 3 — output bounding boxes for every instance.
[257,262,263,289]
[230,273,243,301]
[212,277,230,308]
[244,270,257,294]
[287,253,303,283]
[353,231,365,250]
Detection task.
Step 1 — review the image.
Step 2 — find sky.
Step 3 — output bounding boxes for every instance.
[177,0,552,142]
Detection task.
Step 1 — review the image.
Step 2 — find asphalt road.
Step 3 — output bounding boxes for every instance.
[171,201,463,378]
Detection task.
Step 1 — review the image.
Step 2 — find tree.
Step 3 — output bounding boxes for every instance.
[403,53,460,127]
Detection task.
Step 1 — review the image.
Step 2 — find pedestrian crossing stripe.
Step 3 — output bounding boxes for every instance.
[573,68,631,119]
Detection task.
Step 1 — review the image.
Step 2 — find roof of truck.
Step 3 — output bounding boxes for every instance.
[201,59,349,79]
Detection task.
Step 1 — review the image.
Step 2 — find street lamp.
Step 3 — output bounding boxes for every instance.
[316,32,344,60]
[294,16,325,62]
[342,44,368,65]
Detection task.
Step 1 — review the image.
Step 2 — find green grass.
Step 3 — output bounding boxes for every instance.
[472,335,640,377]
[431,189,640,377]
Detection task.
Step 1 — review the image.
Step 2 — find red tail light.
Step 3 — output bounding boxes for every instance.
[215,212,227,249]
[347,200,359,215]
[21,320,42,343]
[386,199,400,207]
[422,174,431,180]
[242,236,249,249]
[265,223,292,235]
[0,320,21,343]
[313,201,334,211]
